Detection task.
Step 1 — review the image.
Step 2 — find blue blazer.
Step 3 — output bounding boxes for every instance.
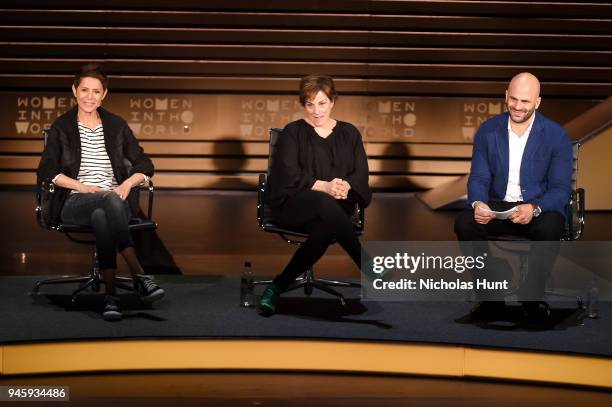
[467,112,572,217]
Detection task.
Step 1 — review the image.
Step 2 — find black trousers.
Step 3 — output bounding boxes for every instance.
[454,201,565,241]
[271,189,362,291]
[454,201,565,300]
[61,191,133,270]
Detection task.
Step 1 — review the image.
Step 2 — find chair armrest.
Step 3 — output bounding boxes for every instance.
[35,180,55,229]
[566,188,585,241]
[128,178,155,221]
[352,203,365,233]
[257,174,266,227]
[145,179,155,220]
[575,187,585,240]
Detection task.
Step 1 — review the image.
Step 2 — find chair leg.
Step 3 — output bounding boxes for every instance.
[315,278,360,288]
[543,289,585,309]
[251,265,356,307]
[34,275,93,293]
[252,279,273,286]
[303,268,314,295]
[91,248,101,292]
[284,267,353,305]
[310,281,347,306]
[284,278,308,293]
[33,246,136,299]
[71,277,98,302]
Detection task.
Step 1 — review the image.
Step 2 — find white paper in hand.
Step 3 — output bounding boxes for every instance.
[482,206,518,220]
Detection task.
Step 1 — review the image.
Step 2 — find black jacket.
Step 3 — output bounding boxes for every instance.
[266,119,371,210]
[37,106,154,223]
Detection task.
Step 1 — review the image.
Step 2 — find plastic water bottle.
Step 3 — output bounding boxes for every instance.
[240,261,254,307]
[587,278,599,319]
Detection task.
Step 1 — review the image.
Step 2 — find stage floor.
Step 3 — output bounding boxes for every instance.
[2,189,612,278]
[2,190,611,352]
[1,275,610,358]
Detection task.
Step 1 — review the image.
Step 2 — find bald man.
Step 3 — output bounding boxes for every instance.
[454,73,573,321]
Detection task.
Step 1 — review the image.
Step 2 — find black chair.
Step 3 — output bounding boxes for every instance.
[255,128,364,306]
[33,129,157,303]
[491,140,585,304]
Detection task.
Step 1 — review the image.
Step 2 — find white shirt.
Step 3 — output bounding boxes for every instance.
[73,123,118,192]
[503,114,535,202]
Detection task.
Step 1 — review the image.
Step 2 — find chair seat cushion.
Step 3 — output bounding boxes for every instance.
[56,218,157,233]
[261,217,363,238]
[492,234,531,242]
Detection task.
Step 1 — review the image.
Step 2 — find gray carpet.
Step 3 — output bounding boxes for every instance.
[0,276,610,357]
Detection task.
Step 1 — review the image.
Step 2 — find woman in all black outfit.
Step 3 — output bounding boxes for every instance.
[37,64,164,321]
[259,74,372,315]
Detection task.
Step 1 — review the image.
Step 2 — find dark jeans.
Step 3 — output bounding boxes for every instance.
[271,189,362,291]
[61,191,133,270]
[454,201,565,300]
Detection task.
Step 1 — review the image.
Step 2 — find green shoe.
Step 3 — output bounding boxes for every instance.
[258,283,280,316]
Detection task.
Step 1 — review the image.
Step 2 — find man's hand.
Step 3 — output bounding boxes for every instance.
[508,203,534,225]
[113,182,132,201]
[473,201,495,224]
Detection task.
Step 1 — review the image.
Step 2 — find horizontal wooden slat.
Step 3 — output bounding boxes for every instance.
[0,0,606,193]
[0,1,610,18]
[368,1,612,18]
[2,44,611,66]
[0,139,474,158]
[2,59,610,82]
[0,155,471,174]
[142,141,268,156]
[0,140,43,153]
[149,157,471,173]
[1,10,610,34]
[152,173,462,190]
[366,143,472,158]
[0,170,462,190]
[1,75,609,98]
[0,171,35,185]
[1,27,610,49]
[369,174,462,190]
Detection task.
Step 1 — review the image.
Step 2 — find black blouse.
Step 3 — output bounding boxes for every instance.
[266,119,371,210]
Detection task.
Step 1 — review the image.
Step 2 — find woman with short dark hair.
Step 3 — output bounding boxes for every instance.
[259,74,372,315]
[37,64,164,321]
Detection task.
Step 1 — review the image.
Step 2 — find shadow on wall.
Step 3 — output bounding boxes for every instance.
[208,139,255,190]
[378,143,422,191]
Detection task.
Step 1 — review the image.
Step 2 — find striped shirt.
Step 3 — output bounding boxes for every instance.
[73,122,118,192]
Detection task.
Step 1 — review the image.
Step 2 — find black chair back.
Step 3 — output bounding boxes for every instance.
[565,141,585,241]
[36,128,57,229]
[267,128,282,174]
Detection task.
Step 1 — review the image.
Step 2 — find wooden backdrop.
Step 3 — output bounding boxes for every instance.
[0,0,610,189]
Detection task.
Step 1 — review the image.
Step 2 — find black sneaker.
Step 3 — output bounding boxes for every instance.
[135,274,165,303]
[469,301,505,321]
[522,301,552,323]
[103,295,122,321]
